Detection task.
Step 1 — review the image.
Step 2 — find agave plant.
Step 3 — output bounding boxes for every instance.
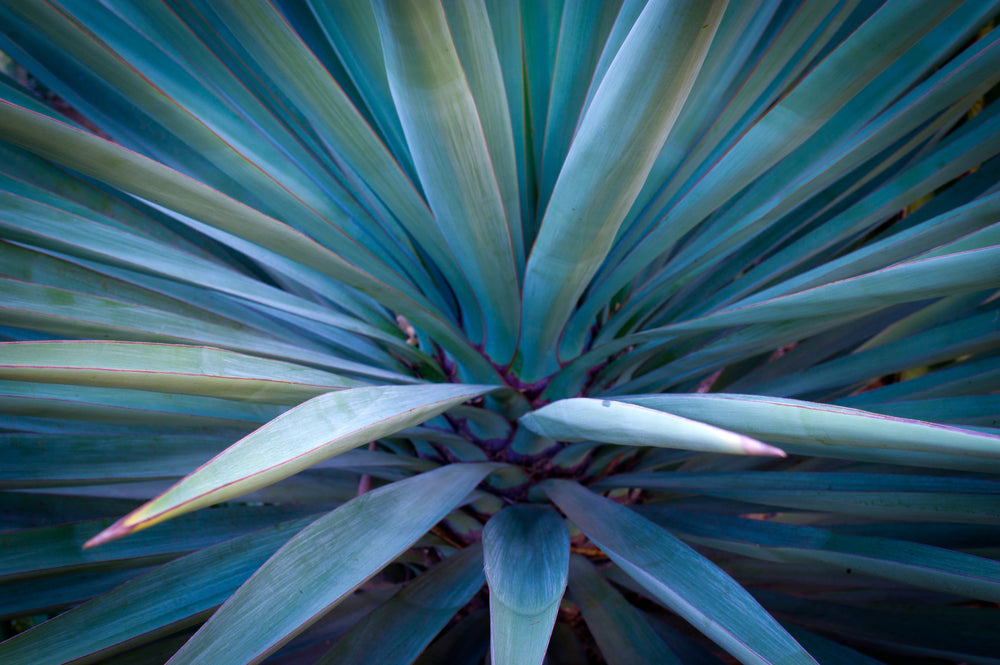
[2,0,1000,663]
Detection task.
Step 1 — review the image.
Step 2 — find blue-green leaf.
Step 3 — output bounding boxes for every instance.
[165,462,501,665]
[483,504,569,665]
[372,0,521,364]
[595,472,1000,525]
[0,505,318,583]
[0,341,361,404]
[567,555,682,665]
[542,479,818,665]
[518,0,726,380]
[619,394,1000,467]
[645,507,1000,602]
[314,544,485,665]
[0,517,313,665]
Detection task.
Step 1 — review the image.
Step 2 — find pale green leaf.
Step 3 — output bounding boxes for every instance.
[0,341,360,403]
[85,384,498,546]
[520,398,785,457]
[619,393,1000,464]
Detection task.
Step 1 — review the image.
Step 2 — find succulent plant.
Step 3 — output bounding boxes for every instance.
[1,1,999,664]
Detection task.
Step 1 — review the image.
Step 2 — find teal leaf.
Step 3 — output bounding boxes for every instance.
[0,341,362,404]
[518,0,727,380]
[567,554,682,665]
[164,462,500,665]
[0,517,313,665]
[595,472,1000,525]
[372,0,521,364]
[483,504,569,665]
[645,507,1000,602]
[314,544,485,665]
[542,479,819,665]
[619,393,1000,466]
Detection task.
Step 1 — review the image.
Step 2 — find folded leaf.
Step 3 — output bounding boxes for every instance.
[483,505,569,665]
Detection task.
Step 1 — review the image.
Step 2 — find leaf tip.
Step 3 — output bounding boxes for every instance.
[83,512,153,548]
[741,436,787,457]
[83,520,131,549]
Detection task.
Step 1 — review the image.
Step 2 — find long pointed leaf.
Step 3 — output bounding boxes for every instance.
[518,0,726,379]
[314,544,485,665]
[86,384,498,546]
[619,393,1000,463]
[0,517,314,665]
[541,479,818,665]
[567,555,682,665]
[165,462,501,665]
[0,98,498,380]
[595,472,1000,525]
[372,0,521,364]
[520,398,785,457]
[645,507,1000,603]
[0,341,361,403]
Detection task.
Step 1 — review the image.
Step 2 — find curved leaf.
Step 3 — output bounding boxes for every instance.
[86,384,499,546]
[483,504,569,665]
[520,398,785,457]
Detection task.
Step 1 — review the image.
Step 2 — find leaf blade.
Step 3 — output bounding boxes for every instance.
[372,0,521,363]
[542,480,818,665]
[520,398,785,457]
[86,384,499,546]
[314,544,486,665]
[164,462,501,665]
[483,504,569,665]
